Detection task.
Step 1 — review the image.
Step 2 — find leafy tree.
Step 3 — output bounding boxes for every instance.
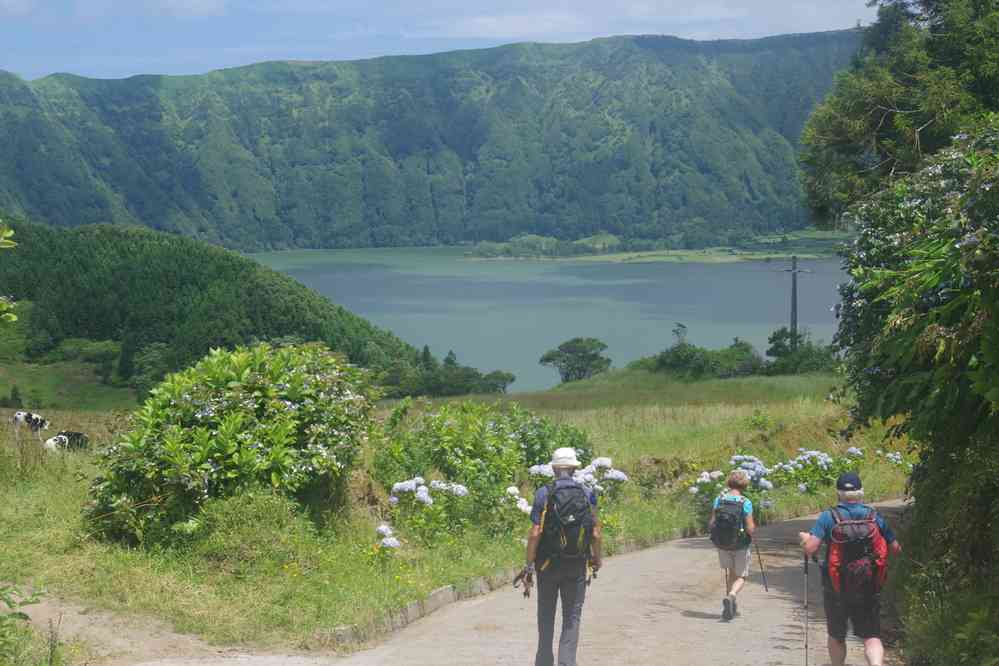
[540,337,612,383]
[481,370,516,394]
[801,0,999,223]
[765,326,806,358]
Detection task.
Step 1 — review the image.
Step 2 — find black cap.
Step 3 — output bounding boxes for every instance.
[836,472,862,491]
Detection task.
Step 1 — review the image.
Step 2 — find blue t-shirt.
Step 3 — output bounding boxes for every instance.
[713,493,753,517]
[530,479,598,526]
[809,503,896,544]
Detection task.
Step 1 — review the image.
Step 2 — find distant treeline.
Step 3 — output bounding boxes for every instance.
[630,324,837,379]
[0,220,513,397]
[470,229,850,258]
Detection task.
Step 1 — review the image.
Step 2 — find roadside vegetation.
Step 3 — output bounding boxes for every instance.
[0,351,911,651]
[801,2,999,662]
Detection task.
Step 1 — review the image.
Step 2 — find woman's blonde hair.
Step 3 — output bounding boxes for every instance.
[727,470,750,491]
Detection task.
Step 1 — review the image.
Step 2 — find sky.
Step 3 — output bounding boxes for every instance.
[0,1,879,80]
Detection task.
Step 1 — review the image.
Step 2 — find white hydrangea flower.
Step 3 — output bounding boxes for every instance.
[689,486,699,495]
[603,469,629,482]
[516,497,532,514]
[376,524,394,538]
[592,457,613,469]
[450,484,469,497]
[529,464,554,478]
[415,486,433,505]
[380,537,401,549]
[388,495,399,505]
[506,486,521,497]
[392,479,418,494]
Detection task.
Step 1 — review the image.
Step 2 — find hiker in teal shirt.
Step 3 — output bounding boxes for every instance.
[709,470,756,620]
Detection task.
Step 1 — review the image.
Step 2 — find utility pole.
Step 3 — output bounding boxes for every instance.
[782,255,811,351]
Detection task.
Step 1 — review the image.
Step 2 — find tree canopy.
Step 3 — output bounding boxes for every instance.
[801,0,999,222]
[540,337,612,383]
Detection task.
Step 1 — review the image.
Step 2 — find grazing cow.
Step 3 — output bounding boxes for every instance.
[55,430,89,450]
[43,434,68,452]
[9,411,50,441]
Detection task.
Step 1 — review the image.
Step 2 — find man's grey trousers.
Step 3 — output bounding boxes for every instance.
[535,560,587,666]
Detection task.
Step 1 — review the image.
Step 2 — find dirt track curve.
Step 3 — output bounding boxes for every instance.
[34,502,908,666]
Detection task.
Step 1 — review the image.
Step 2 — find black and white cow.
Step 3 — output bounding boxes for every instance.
[9,411,50,441]
[43,434,68,452]
[51,430,89,450]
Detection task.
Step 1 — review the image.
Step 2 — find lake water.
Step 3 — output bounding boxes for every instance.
[254,248,845,391]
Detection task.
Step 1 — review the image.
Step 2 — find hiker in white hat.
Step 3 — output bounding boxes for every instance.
[520,447,602,666]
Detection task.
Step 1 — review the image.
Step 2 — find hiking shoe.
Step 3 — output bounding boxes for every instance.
[722,597,733,621]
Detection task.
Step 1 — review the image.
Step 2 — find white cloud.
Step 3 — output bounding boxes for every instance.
[0,0,35,16]
[146,0,227,16]
[412,11,593,39]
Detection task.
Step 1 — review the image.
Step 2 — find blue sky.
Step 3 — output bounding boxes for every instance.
[0,1,878,80]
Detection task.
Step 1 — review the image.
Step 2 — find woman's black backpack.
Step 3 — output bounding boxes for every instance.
[711,496,750,550]
[539,482,595,562]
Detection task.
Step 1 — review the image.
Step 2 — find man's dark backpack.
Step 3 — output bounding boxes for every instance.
[711,496,749,550]
[539,482,595,562]
[826,506,889,602]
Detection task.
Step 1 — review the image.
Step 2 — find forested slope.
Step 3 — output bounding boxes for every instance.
[0,31,860,250]
[0,220,510,397]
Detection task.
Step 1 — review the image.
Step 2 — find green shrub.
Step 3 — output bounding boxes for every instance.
[655,338,764,379]
[374,401,593,542]
[86,343,377,544]
[376,401,592,492]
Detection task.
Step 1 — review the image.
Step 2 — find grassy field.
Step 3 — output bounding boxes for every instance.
[0,306,137,412]
[0,371,910,653]
[0,360,136,412]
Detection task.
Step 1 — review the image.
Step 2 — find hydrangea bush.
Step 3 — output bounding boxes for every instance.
[375,400,593,512]
[685,445,913,517]
[86,344,376,544]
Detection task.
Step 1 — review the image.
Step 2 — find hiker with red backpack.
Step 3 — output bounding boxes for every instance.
[798,473,902,666]
[710,469,757,620]
[517,447,602,666]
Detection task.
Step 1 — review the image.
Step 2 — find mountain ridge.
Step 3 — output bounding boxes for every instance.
[0,30,862,250]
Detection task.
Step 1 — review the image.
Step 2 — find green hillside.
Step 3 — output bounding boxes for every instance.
[0,220,507,399]
[0,31,860,251]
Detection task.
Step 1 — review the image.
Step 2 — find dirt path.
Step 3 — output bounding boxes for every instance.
[38,502,908,666]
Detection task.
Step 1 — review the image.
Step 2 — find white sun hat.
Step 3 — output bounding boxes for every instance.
[550,447,581,468]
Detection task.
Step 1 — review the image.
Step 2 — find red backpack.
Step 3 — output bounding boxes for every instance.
[827,506,888,601]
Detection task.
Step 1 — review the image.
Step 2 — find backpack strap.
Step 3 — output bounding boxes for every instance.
[830,507,845,524]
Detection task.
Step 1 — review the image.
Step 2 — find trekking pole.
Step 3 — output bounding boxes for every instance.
[803,553,809,666]
[755,542,769,592]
